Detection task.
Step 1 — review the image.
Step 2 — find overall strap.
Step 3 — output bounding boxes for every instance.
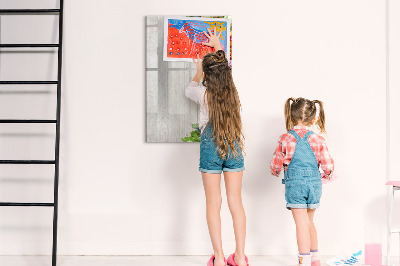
[303,130,314,140]
[288,130,301,141]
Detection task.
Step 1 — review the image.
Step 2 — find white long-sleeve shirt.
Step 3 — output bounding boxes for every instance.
[185,81,209,132]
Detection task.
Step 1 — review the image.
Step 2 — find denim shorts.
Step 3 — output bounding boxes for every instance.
[199,126,245,174]
[285,178,322,209]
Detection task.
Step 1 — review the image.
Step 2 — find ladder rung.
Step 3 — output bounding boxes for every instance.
[0,9,60,14]
[0,44,59,48]
[0,119,56,123]
[391,229,400,233]
[0,202,54,207]
[0,81,58,84]
[0,160,55,164]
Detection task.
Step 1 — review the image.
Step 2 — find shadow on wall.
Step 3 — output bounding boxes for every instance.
[242,114,292,254]
[365,195,386,227]
[364,194,387,245]
[163,143,203,253]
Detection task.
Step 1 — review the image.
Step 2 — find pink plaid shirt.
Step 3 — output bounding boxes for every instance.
[270,126,334,179]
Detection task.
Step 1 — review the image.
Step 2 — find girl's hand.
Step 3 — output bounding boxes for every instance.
[192,54,203,83]
[193,54,202,73]
[202,28,223,51]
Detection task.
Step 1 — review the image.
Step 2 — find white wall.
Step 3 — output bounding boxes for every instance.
[0,0,389,257]
[388,0,400,258]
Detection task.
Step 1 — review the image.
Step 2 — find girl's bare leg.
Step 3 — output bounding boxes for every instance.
[202,172,225,266]
[224,171,247,266]
[291,208,311,254]
[307,209,318,251]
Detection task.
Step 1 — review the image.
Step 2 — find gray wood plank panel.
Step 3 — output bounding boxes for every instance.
[146,16,199,143]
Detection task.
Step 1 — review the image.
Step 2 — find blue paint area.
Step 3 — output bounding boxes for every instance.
[168,18,228,50]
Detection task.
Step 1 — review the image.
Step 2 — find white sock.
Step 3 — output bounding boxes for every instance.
[311,250,319,262]
[298,254,311,266]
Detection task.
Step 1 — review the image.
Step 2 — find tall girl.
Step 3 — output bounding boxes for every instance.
[270,98,335,266]
[185,29,248,266]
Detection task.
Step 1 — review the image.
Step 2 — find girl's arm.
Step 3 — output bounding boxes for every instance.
[270,136,286,176]
[185,81,205,104]
[319,139,335,179]
[192,54,202,83]
[185,55,205,103]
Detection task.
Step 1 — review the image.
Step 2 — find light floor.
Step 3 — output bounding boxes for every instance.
[0,255,336,266]
[0,255,397,266]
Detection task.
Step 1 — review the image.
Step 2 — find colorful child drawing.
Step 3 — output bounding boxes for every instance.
[163,17,231,62]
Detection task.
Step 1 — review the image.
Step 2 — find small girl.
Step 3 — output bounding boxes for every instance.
[270,98,335,266]
[185,29,249,266]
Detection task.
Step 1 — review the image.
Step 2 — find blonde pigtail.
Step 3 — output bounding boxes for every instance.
[285,98,295,131]
[313,100,326,133]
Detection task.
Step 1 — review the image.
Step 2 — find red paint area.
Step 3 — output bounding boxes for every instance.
[167,25,215,59]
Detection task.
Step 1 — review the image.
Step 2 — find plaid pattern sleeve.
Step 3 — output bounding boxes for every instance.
[308,133,335,179]
[270,133,296,176]
[270,135,285,176]
[315,135,335,179]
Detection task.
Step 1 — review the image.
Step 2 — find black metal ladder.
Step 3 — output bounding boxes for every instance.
[0,2,63,266]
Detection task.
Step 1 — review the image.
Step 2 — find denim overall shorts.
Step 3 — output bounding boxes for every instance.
[283,130,322,210]
[199,124,245,174]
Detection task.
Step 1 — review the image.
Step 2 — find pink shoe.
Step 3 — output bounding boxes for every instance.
[227,253,249,266]
[311,260,321,266]
[207,254,227,266]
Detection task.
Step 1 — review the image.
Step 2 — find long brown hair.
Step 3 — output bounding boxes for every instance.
[202,50,244,158]
[284,97,326,133]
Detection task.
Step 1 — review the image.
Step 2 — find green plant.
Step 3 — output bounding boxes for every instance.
[181,123,201,142]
